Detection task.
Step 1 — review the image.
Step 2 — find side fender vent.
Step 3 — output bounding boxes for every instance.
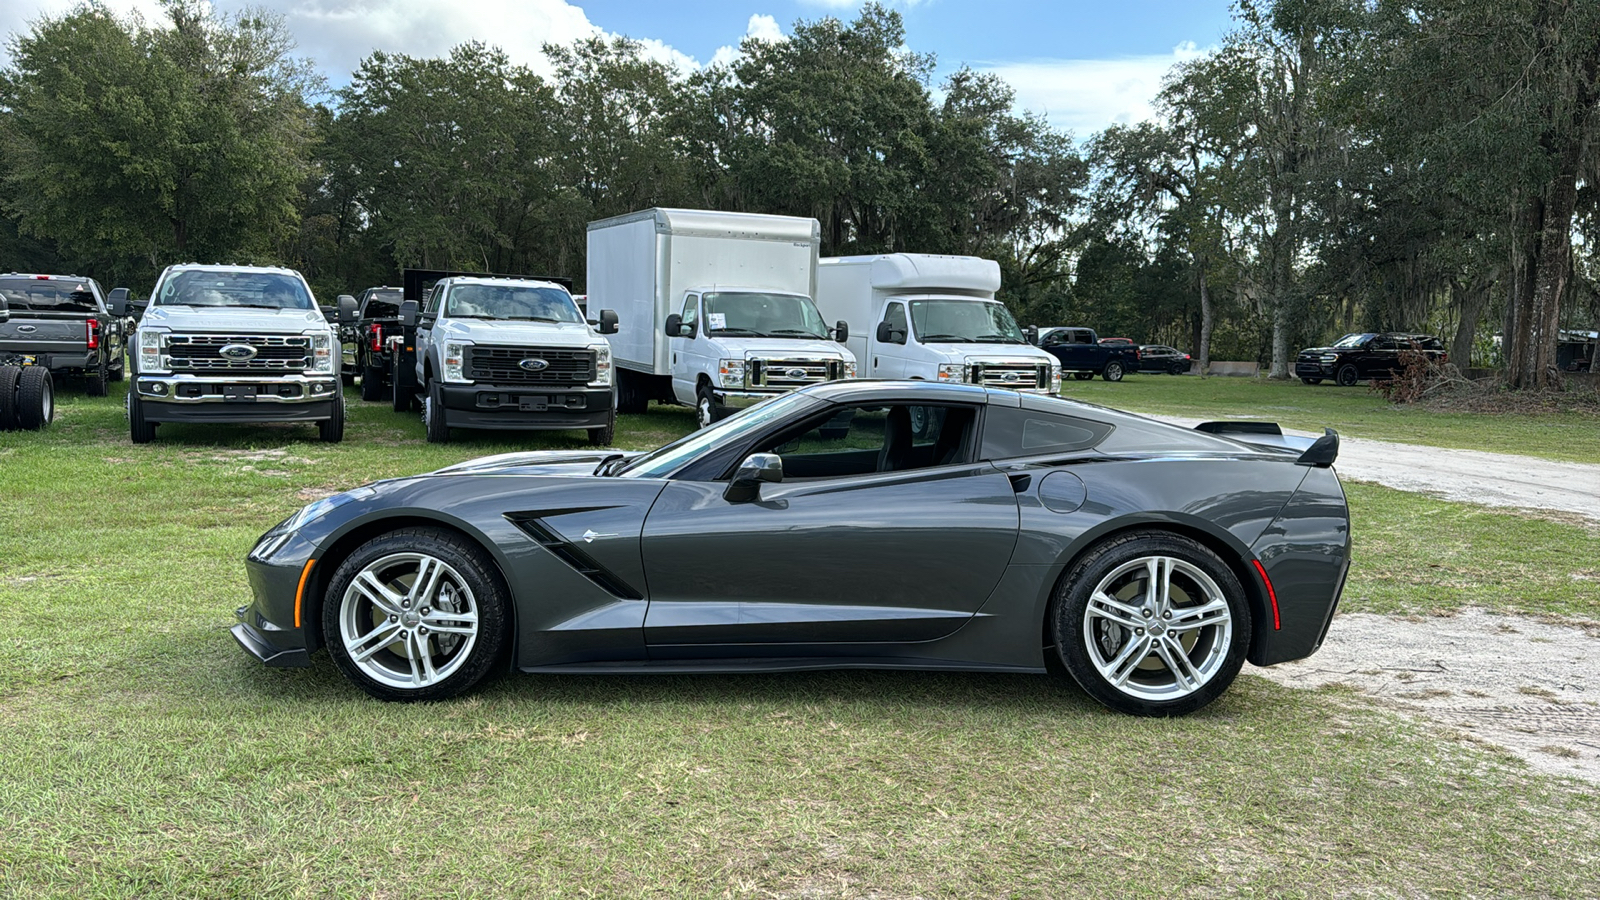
[507,515,643,600]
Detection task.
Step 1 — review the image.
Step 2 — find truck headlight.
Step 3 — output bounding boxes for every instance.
[1050,364,1062,394]
[1320,354,1337,365]
[937,363,966,382]
[308,332,335,374]
[591,345,612,387]
[443,341,472,383]
[843,361,857,379]
[718,359,746,388]
[139,329,169,375]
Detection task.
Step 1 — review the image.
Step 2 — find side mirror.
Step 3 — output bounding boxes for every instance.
[0,297,8,323]
[1025,325,1039,346]
[876,321,904,345]
[597,308,619,335]
[337,294,358,325]
[108,288,131,317]
[664,313,681,337]
[834,320,849,343]
[399,300,420,328]
[724,452,784,503]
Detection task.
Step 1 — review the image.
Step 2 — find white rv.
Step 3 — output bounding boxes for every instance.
[815,254,1060,394]
[587,208,856,427]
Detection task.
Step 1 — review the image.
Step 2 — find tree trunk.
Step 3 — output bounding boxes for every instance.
[1449,275,1494,372]
[1197,255,1212,375]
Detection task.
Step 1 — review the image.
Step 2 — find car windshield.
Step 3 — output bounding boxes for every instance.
[155,271,314,310]
[908,299,1026,343]
[1332,333,1375,349]
[615,392,815,479]
[362,290,401,318]
[702,292,828,338]
[445,284,582,322]
[0,278,97,313]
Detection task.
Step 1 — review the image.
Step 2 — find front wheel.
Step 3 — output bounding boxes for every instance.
[695,384,717,429]
[127,389,156,443]
[588,410,616,446]
[319,388,345,443]
[1051,531,1250,716]
[322,528,509,702]
[1301,377,1322,385]
[424,381,450,443]
[1336,365,1360,387]
[1102,361,1124,382]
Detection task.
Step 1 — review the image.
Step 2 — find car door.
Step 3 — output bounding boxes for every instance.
[872,301,909,378]
[638,401,1021,654]
[415,284,444,381]
[670,293,701,404]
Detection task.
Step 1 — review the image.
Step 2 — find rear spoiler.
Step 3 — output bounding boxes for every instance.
[1194,421,1340,468]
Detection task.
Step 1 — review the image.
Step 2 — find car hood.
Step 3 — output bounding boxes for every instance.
[431,449,642,477]
[140,306,331,333]
[437,319,599,346]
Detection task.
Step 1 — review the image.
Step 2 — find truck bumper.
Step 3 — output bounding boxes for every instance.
[438,382,614,430]
[1295,362,1333,378]
[134,373,340,423]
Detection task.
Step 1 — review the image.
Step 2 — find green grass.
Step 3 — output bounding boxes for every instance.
[1061,374,1600,463]
[2,383,1599,897]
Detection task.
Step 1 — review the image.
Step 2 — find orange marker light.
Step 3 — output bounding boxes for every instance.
[294,559,316,629]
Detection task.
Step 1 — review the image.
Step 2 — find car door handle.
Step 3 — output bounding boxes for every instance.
[1007,472,1031,493]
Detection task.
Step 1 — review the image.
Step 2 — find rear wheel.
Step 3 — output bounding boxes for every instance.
[127,389,156,443]
[0,366,20,431]
[391,358,413,413]
[319,388,345,443]
[1102,361,1124,382]
[360,366,386,401]
[86,359,109,397]
[1052,531,1250,717]
[1336,365,1360,387]
[424,380,450,443]
[16,367,53,430]
[323,527,509,702]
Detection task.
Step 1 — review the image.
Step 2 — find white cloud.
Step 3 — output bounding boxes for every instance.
[978,42,1210,137]
[709,14,785,69]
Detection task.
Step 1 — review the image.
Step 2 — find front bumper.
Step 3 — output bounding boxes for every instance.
[234,554,315,667]
[438,381,614,430]
[1295,360,1334,377]
[135,373,340,423]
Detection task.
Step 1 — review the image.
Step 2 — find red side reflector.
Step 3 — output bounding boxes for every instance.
[1252,559,1281,630]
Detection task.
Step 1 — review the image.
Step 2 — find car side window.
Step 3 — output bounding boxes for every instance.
[756,403,978,479]
[681,295,699,332]
[882,303,907,338]
[425,285,444,315]
[980,406,1113,460]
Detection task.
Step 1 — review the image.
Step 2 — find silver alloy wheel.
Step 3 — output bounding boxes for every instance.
[338,551,480,690]
[1081,555,1233,702]
[39,378,52,422]
[697,394,714,428]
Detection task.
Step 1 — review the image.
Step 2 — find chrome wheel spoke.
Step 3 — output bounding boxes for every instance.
[1106,635,1154,686]
[414,632,438,685]
[355,571,404,615]
[1155,635,1205,692]
[351,623,403,663]
[1169,599,1229,632]
[408,557,444,607]
[1144,556,1174,614]
[1087,591,1144,631]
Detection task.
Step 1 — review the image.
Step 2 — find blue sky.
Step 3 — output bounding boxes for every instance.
[0,0,1239,136]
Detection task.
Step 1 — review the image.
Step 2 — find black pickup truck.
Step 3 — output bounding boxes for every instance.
[349,286,404,401]
[1034,326,1141,382]
[0,272,129,398]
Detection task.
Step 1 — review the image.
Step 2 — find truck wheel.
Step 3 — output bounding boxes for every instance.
[1102,361,1124,382]
[1300,377,1322,385]
[319,388,346,443]
[127,389,156,443]
[360,366,386,402]
[1073,372,1094,381]
[616,370,648,415]
[86,359,109,397]
[424,381,450,443]
[16,366,53,430]
[1336,365,1360,387]
[695,384,718,429]
[391,358,411,413]
[588,410,616,446]
[0,366,20,431]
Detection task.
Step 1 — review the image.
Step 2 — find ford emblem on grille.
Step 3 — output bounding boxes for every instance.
[786,367,807,379]
[219,343,258,361]
[1002,371,1021,383]
[518,358,550,372]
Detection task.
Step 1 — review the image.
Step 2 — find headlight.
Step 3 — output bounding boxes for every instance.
[718,358,746,388]
[1050,364,1062,393]
[843,361,857,379]
[591,345,612,386]
[308,332,334,374]
[251,486,380,564]
[937,363,966,382]
[1320,354,1337,364]
[139,329,169,374]
[444,341,472,383]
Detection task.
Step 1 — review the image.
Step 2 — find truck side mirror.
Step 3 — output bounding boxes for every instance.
[876,321,904,345]
[834,320,849,343]
[597,309,619,335]
[666,313,693,338]
[107,288,131,317]
[724,452,783,503]
[399,300,420,328]
[0,297,8,324]
[337,294,358,325]
[1025,325,1039,345]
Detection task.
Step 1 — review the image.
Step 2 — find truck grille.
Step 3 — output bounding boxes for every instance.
[971,363,1048,390]
[749,359,842,388]
[467,346,595,385]
[167,334,310,373]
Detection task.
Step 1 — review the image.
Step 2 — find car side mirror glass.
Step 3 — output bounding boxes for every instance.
[724,452,783,503]
[598,308,619,335]
[399,300,420,328]
[337,294,358,325]
[834,319,849,343]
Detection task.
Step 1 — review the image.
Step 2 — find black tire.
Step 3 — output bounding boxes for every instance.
[319,388,346,443]
[1102,361,1124,382]
[86,359,109,397]
[127,389,156,443]
[360,366,386,401]
[1051,531,1251,717]
[16,366,53,430]
[616,370,648,415]
[695,383,719,429]
[0,366,20,431]
[588,410,616,446]
[1336,365,1360,387]
[424,380,450,443]
[392,357,412,413]
[1073,371,1094,381]
[322,527,509,702]
[1300,377,1322,385]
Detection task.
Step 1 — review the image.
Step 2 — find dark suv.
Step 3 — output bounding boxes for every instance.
[1295,332,1446,386]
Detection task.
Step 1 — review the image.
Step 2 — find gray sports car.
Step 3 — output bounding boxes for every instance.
[235,380,1349,716]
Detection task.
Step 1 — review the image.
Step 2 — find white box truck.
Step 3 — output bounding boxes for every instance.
[587,208,857,427]
[815,253,1061,395]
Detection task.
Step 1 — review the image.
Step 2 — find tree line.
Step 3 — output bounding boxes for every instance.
[3,0,1597,387]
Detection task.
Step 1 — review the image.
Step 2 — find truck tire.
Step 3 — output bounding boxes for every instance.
[392,357,412,413]
[1102,361,1124,382]
[695,383,718,430]
[1073,371,1094,381]
[616,370,648,415]
[87,358,109,397]
[424,381,450,443]
[16,366,53,430]
[360,365,386,401]
[319,388,346,443]
[588,410,616,446]
[1336,365,1360,387]
[0,366,20,431]
[127,390,156,444]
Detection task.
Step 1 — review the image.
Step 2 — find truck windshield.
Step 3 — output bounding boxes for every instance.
[446,285,583,323]
[155,271,314,310]
[908,299,1027,343]
[703,292,828,339]
[0,278,97,313]
[1332,333,1375,349]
